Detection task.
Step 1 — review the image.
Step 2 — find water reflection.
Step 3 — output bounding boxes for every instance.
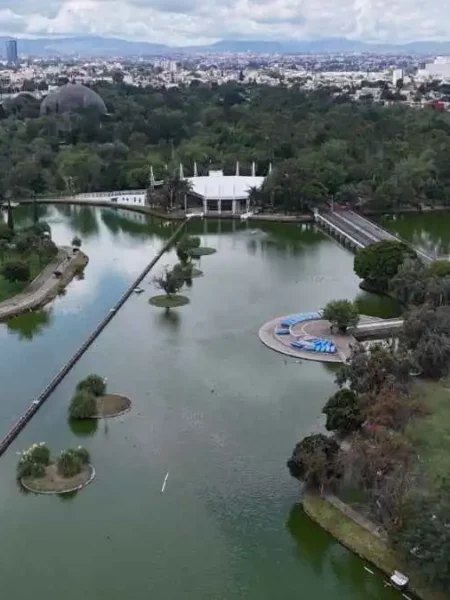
[68,417,98,437]
[158,307,181,331]
[69,205,99,237]
[6,309,53,341]
[286,503,333,575]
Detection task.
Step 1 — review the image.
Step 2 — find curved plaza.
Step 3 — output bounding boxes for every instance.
[258,311,355,363]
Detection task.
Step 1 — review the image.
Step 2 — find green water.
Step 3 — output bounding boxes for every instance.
[380,211,450,258]
[0,205,403,600]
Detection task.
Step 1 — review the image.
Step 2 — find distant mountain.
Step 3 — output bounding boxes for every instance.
[2,35,450,57]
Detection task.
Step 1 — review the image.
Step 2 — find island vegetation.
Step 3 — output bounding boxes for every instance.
[0,218,58,302]
[69,374,131,419]
[3,83,450,215]
[288,250,450,597]
[18,442,94,494]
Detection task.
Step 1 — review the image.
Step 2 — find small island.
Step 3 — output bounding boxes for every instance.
[18,442,95,494]
[69,374,131,419]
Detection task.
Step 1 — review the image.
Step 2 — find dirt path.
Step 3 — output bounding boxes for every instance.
[0,247,88,320]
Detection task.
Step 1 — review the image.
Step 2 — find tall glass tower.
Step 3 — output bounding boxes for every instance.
[6,40,18,65]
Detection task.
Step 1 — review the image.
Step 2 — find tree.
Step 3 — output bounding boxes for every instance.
[428,260,450,279]
[76,374,106,397]
[0,239,8,263]
[366,382,427,431]
[402,304,450,378]
[0,222,13,241]
[2,260,30,282]
[323,299,359,332]
[323,389,364,434]
[69,390,97,419]
[57,449,84,477]
[354,240,416,292]
[336,343,412,397]
[17,442,50,478]
[287,434,341,491]
[343,430,413,529]
[71,236,82,248]
[153,267,184,297]
[389,258,428,306]
[392,486,450,591]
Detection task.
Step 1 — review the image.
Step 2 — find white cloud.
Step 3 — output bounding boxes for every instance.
[0,0,448,45]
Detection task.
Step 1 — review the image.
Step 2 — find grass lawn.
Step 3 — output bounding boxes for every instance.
[0,253,53,303]
[303,493,447,600]
[407,379,450,490]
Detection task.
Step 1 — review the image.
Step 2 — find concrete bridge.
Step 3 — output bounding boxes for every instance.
[353,317,404,340]
[314,209,435,263]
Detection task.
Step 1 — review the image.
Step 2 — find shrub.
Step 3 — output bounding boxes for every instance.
[17,442,50,478]
[178,235,201,250]
[71,236,82,248]
[57,449,83,478]
[73,446,90,465]
[69,390,97,419]
[18,459,45,479]
[76,374,106,397]
[2,260,30,282]
[323,389,364,434]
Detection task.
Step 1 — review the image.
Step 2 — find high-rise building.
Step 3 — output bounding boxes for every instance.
[5,39,18,65]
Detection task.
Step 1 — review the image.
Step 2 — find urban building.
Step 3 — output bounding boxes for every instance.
[5,39,18,65]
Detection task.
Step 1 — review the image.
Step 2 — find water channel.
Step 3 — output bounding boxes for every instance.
[0,204,411,600]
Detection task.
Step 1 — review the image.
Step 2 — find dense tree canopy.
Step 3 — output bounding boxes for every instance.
[2,82,450,213]
[354,240,416,292]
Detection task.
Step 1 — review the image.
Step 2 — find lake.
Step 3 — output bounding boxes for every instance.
[0,204,405,600]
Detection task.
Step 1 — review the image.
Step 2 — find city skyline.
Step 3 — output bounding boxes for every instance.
[0,0,449,47]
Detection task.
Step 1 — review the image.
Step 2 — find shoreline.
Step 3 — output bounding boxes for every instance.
[303,492,448,600]
[0,247,88,321]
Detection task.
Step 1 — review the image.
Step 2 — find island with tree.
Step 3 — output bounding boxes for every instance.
[18,442,95,494]
[69,374,131,419]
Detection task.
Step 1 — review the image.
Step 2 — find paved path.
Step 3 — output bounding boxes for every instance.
[0,247,87,320]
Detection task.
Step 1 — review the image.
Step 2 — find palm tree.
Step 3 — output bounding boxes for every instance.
[163,175,193,211]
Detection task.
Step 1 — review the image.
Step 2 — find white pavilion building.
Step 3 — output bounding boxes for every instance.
[184,162,268,215]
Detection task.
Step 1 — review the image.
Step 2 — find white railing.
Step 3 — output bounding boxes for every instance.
[315,212,364,249]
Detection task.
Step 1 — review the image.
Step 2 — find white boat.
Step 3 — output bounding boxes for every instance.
[390,571,409,589]
[133,287,144,294]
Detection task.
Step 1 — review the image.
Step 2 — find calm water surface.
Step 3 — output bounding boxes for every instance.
[0,205,403,600]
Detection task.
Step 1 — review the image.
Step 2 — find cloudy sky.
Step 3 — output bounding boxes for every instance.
[0,0,449,46]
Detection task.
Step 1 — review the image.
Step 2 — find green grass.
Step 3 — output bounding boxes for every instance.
[407,380,450,489]
[149,294,190,308]
[0,253,52,303]
[303,493,447,600]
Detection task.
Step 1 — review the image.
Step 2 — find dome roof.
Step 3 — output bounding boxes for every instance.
[40,83,107,115]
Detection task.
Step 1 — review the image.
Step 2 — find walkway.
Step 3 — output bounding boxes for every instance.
[316,209,435,262]
[0,247,88,320]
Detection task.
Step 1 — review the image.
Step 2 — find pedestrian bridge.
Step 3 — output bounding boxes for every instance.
[314,209,434,263]
[353,317,404,340]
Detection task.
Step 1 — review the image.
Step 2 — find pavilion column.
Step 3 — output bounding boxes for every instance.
[232,200,236,214]
[218,199,222,214]
[203,198,208,214]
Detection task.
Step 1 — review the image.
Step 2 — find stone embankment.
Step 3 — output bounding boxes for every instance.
[0,247,88,321]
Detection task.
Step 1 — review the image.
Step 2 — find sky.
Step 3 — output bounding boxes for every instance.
[0,0,449,46]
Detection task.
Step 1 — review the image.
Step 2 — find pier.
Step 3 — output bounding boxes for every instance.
[315,209,435,263]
